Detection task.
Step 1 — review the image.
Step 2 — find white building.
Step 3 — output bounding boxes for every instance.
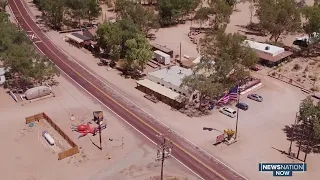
[243,40,292,67]
[244,40,284,57]
[146,66,193,96]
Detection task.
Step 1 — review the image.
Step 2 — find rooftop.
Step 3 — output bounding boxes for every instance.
[136,79,182,101]
[71,33,91,41]
[147,66,193,87]
[244,40,284,57]
[151,43,173,53]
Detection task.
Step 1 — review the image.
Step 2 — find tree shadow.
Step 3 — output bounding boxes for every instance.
[283,124,320,154]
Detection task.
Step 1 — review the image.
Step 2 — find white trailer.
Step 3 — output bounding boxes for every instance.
[153,50,171,65]
[24,86,52,100]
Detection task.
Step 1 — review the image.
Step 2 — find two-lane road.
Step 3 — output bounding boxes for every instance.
[8,0,247,179]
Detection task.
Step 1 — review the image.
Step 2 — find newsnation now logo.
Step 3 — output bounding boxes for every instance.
[259,163,307,176]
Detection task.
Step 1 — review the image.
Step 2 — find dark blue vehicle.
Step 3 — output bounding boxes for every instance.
[236,102,249,110]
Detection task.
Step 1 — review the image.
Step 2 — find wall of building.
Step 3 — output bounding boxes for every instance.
[146,74,189,96]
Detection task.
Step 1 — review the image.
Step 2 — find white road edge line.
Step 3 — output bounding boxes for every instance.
[13,1,248,179]
[8,3,204,180]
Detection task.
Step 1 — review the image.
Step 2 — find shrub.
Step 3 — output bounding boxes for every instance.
[292,63,301,71]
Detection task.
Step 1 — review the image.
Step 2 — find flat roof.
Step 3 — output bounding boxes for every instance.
[136,79,182,101]
[65,34,83,44]
[244,40,284,56]
[151,43,173,53]
[148,66,193,87]
[154,50,170,57]
[71,33,91,41]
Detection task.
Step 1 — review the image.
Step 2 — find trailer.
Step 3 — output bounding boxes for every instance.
[24,86,52,100]
[153,50,171,65]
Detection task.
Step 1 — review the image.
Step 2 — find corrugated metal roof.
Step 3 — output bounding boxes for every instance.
[136,79,182,101]
[72,33,91,41]
[65,34,84,44]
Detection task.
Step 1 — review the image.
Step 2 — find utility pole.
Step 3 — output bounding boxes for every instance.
[99,118,102,150]
[234,85,240,140]
[156,134,173,180]
[179,42,182,63]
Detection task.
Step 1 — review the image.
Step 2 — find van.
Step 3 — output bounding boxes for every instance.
[220,107,237,118]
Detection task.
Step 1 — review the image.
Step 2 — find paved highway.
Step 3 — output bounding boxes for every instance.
[8,0,248,179]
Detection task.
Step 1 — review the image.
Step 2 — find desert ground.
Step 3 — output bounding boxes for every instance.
[9,0,320,179]
[0,73,198,180]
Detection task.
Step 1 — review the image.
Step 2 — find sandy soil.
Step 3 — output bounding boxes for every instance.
[0,73,198,180]
[14,0,320,179]
[270,57,320,90]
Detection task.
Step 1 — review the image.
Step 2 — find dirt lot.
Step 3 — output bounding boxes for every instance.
[0,75,198,180]
[17,0,320,179]
[269,57,320,91]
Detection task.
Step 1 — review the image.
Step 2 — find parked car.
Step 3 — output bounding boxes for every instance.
[247,93,263,102]
[220,107,237,118]
[236,102,249,110]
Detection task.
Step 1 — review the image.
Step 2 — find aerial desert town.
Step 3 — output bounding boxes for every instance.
[1,0,320,179]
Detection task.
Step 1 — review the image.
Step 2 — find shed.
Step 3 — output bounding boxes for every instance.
[83,29,96,39]
[153,50,171,65]
[151,43,174,58]
[65,34,84,44]
[71,33,91,45]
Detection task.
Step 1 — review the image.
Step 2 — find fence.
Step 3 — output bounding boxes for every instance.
[25,112,79,160]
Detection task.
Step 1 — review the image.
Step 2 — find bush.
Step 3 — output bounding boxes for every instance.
[292,63,301,71]
[311,86,319,92]
[309,61,316,65]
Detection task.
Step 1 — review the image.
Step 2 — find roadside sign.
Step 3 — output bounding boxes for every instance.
[216,133,225,143]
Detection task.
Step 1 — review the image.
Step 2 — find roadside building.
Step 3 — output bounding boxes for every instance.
[136,66,192,108]
[65,33,91,48]
[71,33,91,45]
[244,40,292,67]
[151,43,174,58]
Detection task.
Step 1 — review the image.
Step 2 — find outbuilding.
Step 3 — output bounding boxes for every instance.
[244,40,293,67]
[151,43,174,58]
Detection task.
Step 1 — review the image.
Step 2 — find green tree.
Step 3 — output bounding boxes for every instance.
[208,0,233,30]
[65,0,86,27]
[124,34,152,71]
[115,0,160,34]
[181,30,258,107]
[0,0,8,12]
[41,0,66,30]
[157,0,199,27]
[301,5,320,44]
[0,11,8,23]
[0,14,57,89]
[283,97,320,159]
[255,0,301,42]
[96,18,152,71]
[96,21,122,57]
[194,7,211,28]
[84,0,102,24]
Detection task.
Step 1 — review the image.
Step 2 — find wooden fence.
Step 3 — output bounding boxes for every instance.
[25,112,79,160]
